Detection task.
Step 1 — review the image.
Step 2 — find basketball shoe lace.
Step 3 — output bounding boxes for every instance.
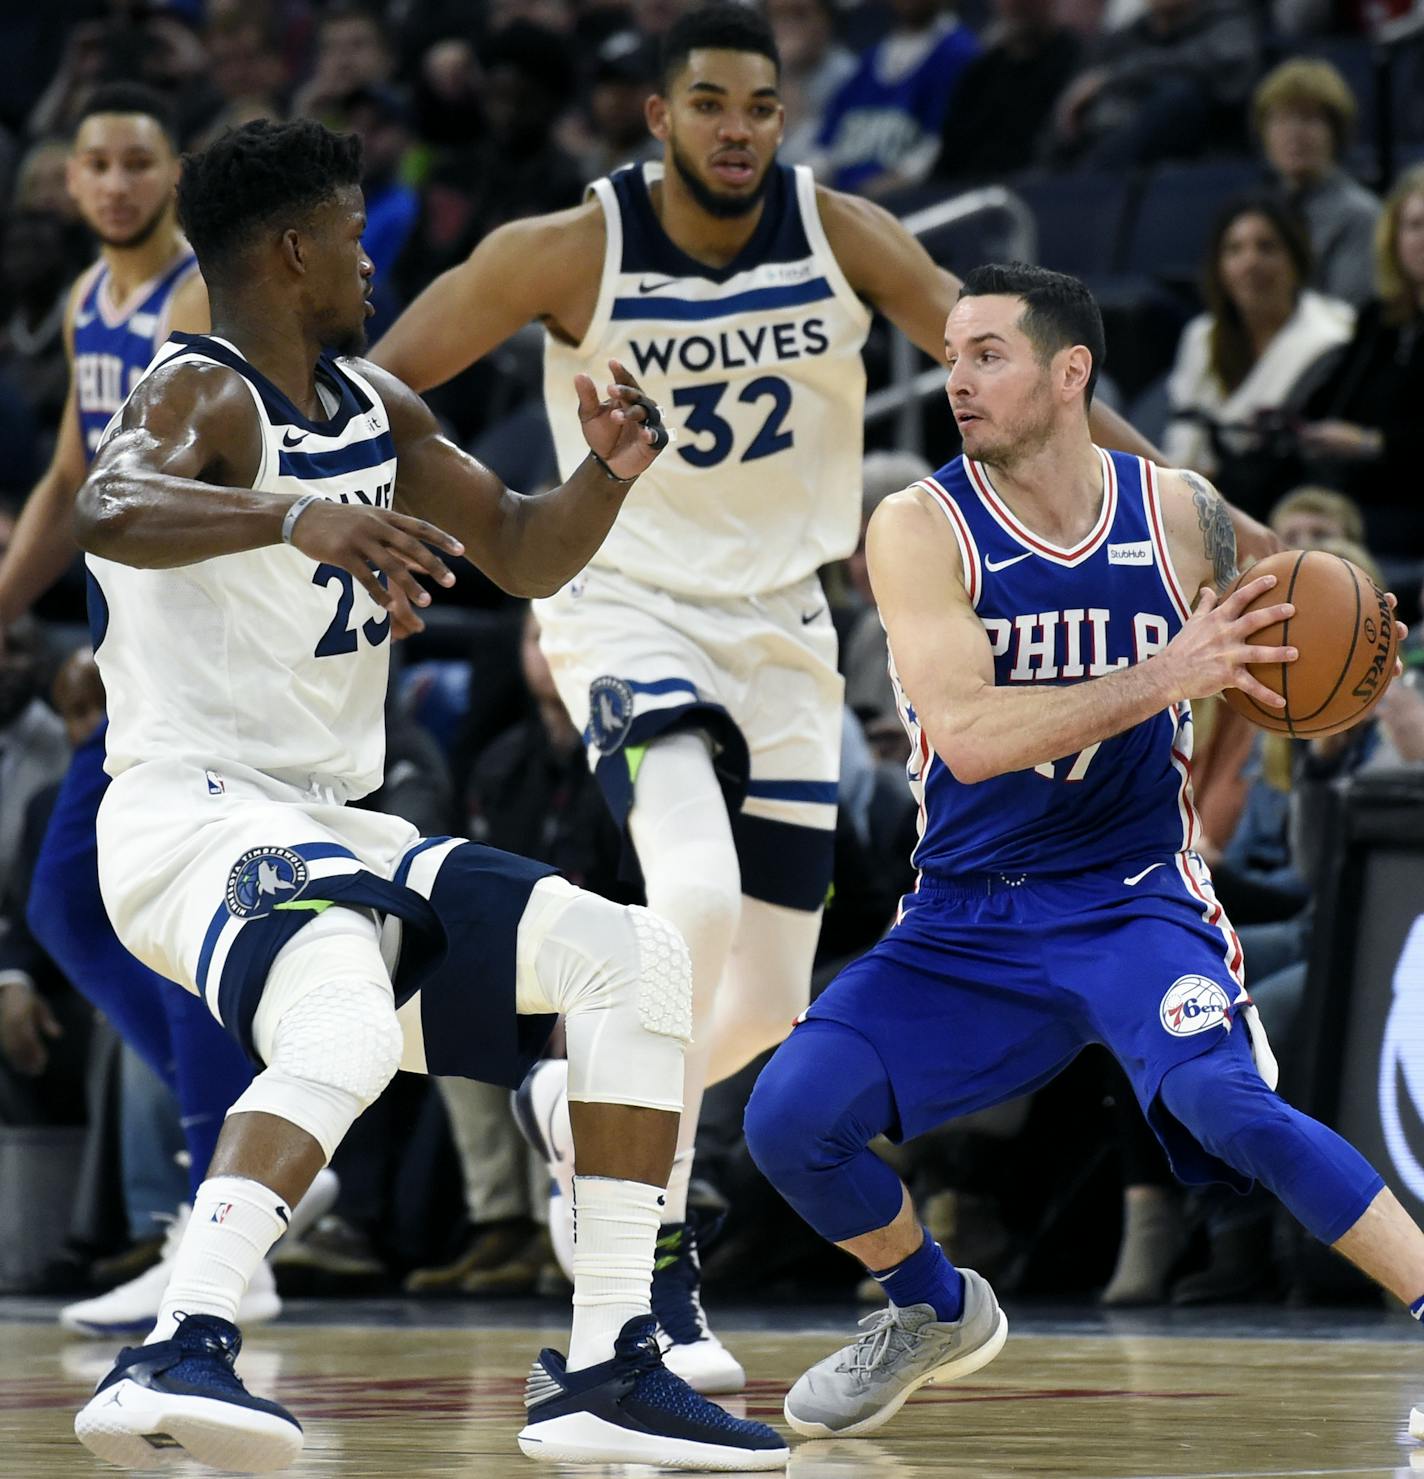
[650,1225,709,1346]
[837,1308,923,1383]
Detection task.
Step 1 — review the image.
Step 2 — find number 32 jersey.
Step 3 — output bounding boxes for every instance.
[542,162,872,598]
[87,332,395,800]
[894,448,1201,878]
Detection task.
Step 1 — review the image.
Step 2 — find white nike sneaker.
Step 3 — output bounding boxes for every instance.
[652,1219,747,1395]
[60,1207,282,1338]
[512,1058,576,1280]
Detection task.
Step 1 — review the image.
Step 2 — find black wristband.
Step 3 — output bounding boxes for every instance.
[588,449,637,484]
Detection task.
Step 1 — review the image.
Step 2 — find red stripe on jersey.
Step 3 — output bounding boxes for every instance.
[963,450,1117,566]
[918,477,980,606]
[1178,854,1245,982]
[1143,460,1191,623]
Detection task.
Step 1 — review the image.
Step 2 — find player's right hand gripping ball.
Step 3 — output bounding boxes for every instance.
[1221,548,1399,737]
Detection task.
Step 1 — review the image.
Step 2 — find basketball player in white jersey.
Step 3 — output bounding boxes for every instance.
[373,2,1226,1392]
[72,118,787,1473]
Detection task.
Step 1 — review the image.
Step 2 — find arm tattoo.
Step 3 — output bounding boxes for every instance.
[1182,469,1239,591]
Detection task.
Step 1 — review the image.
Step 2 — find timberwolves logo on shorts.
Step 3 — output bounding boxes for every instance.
[1159,975,1232,1036]
[588,675,635,753]
[1379,916,1424,1202]
[225,846,309,919]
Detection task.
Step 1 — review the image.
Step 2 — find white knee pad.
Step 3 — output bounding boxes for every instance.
[516,878,691,1114]
[629,730,742,1021]
[226,910,401,1162]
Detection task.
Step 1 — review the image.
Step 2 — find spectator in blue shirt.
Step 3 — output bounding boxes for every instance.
[812,0,980,196]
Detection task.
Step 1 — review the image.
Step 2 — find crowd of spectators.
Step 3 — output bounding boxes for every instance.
[1,0,1423,1310]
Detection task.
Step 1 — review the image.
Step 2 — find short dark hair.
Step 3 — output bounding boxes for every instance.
[957,262,1106,406]
[74,83,177,149]
[659,3,780,93]
[177,119,363,277]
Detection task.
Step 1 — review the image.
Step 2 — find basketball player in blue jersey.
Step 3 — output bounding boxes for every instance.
[743,263,1424,1441]
[373,4,1234,1393]
[71,118,786,1473]
[0,84,313,1338]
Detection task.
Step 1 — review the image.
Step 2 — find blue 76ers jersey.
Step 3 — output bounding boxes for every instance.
[892,448,1201,877]
[72,249,199,463]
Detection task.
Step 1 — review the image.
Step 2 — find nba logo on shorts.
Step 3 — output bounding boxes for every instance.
[225,846,309,919]
[1159,975,1232,1036]
[588,676,635,753]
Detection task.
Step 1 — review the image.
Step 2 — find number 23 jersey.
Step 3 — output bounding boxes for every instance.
[542,162,872,599]
[87,332,394,800]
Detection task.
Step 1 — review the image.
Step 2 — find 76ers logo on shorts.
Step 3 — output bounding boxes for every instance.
[588,675,634,754]
[225,847,308,919]
[1159,974,1233,1037]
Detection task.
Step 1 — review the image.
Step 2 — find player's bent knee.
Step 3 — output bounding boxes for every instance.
[520,880,691,1115]
[745,1045,860,1186]
[644,859,742,967]
[226,917,400,1160]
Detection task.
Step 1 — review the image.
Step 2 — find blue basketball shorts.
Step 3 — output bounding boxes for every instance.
[802,852,1276,1188]
[95,759,558,1085]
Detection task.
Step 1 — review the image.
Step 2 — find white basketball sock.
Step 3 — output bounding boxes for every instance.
[567,1175,664,1372]
[146,1175,290,1344]
[663,1147,696,1225]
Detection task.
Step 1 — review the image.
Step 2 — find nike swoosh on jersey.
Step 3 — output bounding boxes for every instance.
[637,277,677,294]
[984,551,1033,572]
[282,429,309,447]
[1123,863,1165,886]
[801,606,827,624]
[73,309,96,328]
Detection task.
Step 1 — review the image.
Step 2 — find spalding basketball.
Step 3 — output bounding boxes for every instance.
[1220,548,1398,737]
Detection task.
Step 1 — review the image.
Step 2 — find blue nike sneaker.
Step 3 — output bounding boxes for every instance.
[517,1313,787,1470]
[74,1313,303,1473]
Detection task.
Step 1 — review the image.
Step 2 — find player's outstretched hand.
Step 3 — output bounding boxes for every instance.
[288,500,464,635]
[1160,575,1298,708]
[575,358,668,480]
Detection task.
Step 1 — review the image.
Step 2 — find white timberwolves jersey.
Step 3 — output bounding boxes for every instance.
[543,162,872,598]
[88,333,396,799]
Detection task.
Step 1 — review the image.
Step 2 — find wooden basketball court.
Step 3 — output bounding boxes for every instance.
[4,1296,1422,1476]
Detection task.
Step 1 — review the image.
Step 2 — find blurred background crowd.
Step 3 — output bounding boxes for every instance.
[2,0,1424,1322]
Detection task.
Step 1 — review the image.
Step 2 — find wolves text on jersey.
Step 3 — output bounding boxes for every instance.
[627,318,830,377]
[983,608,1172,682]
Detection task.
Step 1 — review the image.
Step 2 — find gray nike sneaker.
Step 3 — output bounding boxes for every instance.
[783,1267,1007,1438]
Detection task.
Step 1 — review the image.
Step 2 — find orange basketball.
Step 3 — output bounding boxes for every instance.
[1219,548,1398,737]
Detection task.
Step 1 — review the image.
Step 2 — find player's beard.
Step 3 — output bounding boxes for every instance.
[90,198,170,251]
[670,139,774,220]
[970,399,1057,472]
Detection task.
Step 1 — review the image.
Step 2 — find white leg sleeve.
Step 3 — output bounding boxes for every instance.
[515,876,690,1114]
[627,730,741,1158]
[225,908,401,1162]
[704,895,822,1086]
